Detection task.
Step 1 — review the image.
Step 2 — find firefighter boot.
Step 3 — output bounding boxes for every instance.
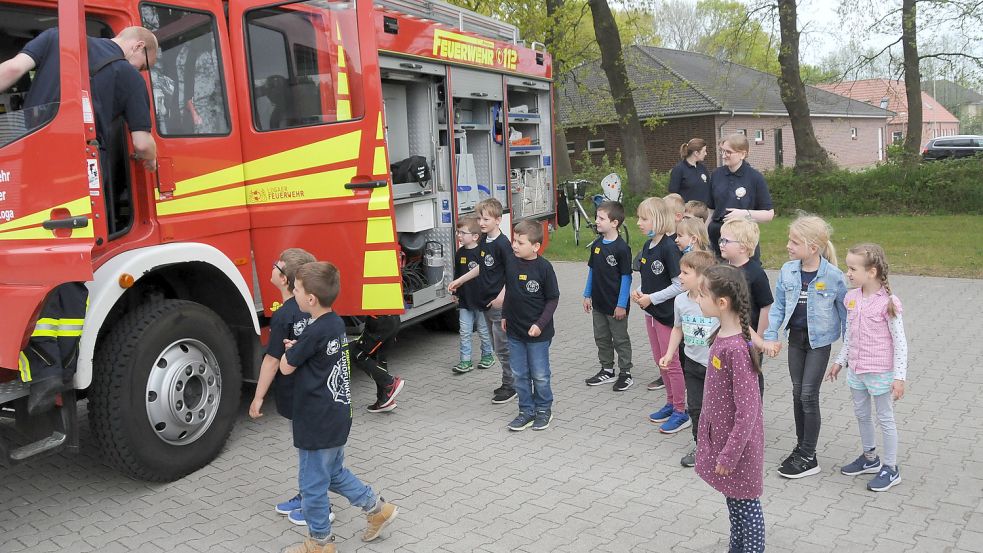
[27,376,64,416]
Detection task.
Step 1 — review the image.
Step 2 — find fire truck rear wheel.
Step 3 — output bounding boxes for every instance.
[89,299,242,482]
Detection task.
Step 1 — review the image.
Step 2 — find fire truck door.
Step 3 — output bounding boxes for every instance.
[229,0,404,316]
[137,1,248,245]
[0,1,98,370]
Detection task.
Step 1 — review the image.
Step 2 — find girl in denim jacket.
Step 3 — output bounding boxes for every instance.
[763,214,847,479]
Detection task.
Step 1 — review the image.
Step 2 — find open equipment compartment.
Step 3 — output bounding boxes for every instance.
[506,77,553,219]
[447,67,507,214]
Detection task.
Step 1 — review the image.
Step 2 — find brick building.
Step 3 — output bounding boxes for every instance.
[559,46,893,172]
[816,79,960,154]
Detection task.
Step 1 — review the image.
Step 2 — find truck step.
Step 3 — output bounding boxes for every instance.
[10,431,66,461]
[0,380,29,404]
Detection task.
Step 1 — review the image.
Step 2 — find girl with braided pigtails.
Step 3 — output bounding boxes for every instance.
[826,243,909,492]
[694,264,765,553]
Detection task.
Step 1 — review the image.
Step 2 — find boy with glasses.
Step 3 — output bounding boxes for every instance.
[451,215,496,373]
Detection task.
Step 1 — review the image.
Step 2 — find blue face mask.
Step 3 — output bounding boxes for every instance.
[647,230,656,238]
[683,244,693,253]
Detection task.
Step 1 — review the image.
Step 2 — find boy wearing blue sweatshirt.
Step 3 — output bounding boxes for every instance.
[583,201,635,391]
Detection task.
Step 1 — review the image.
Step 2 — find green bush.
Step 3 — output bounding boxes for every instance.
[568,155,983,216]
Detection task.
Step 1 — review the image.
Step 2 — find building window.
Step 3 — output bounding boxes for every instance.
[850,127,858,140]
[754,129,764,143]
[567,141,575,154]
[737,129,747,136]
[892,131,903,143]
[880,98,889,109]
[587,139,605,152]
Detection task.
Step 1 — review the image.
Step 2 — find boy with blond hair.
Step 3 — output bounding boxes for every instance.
[719,219,773,396]
[664,193,686,224]
[448,198,515,403]
[281,262,398,553]
[683,200,710,223]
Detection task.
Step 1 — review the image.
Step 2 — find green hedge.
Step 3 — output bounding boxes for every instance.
[569,155,983,216]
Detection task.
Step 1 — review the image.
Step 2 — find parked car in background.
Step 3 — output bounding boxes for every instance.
[922,135,983,160]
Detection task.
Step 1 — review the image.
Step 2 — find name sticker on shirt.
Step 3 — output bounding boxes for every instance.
[711,355,721,370]
[518,274,527,281]
[460,256,467,264]
[594,247,601,254]
[847,299,856,309]
[816,281,826,291]
[641,257,647,264]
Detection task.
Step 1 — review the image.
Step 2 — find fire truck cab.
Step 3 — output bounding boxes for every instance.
[0,0,555,480]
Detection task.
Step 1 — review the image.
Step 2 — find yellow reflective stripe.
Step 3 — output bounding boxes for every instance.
[156,187,246,217]
[31,329,58,338]
[362,283,403,310]
[363,250,399,278]
[337,72,349,95]
[376,113,383,140]
[368,186,390,211]
[246,167,358,206]
[372,147,387,176]
[158,131,362,199]
[0,197,91,232]
[365,217,394,244]
[337,100,351,120]
[19,352,31,382]
[338,45,346,68]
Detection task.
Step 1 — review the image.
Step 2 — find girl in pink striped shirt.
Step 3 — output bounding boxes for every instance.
[826,243,908,492]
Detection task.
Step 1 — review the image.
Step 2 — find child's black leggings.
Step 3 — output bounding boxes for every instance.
[726,497,765,553]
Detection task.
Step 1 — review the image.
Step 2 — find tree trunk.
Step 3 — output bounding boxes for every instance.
[546,0,574,178]
[901,0,922,159]
[776,0,831,173]
[586,0,651,196]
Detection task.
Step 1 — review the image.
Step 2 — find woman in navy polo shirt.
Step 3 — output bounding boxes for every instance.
[708,133,775,259]
[669,138,711,203]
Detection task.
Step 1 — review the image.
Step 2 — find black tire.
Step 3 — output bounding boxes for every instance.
[572,208,581,246]
[619,222,630,246]
[89,299,242,482]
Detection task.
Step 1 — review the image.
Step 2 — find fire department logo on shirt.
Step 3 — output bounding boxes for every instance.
[468,260,478,270]
[484,254,495,267]
[651,260,665,275]
[701,173,707,182]
[293,319,310,337]
[606,254,617,267]
[326,338,341,356]
[525,280,540,293]
[326,358,351,405]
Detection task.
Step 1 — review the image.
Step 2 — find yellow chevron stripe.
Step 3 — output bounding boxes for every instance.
[158,131,362,200]
[0,196,91,232]
[337,100,351,120]
[338,45,346,68]
[368,186,390,211]
[338,72,349,95]
[376,113,383,140]
[363,250,399,278]
[366,216,394,244]
[373,146,387,176]
[246,167,358,205]
[156,187,245,217]
[361,283,403,310]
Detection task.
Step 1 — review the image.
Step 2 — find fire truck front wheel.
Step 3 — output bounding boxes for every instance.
[89,299,242,482]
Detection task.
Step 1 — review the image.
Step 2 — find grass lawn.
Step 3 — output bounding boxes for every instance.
[544,215,983,279]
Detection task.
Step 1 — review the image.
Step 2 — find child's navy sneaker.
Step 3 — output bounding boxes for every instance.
[507,412,535,431]
[585,369,616,386]
[649,403,674,423]
[532,410,553,431]
[841,453,882,476]
[276,493,302,515]
[659,411,692,434]
[612,372,634,391]
[477,354,496,369]
[492,388,517,404]
[867,465,901,492]
[778,454,820,479]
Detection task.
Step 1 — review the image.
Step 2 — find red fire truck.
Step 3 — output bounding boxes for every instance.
[0,0,556,480]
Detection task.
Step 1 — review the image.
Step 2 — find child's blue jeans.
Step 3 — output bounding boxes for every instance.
[507,336,553,414]
[459,308,493,361]
[298,446,377,539]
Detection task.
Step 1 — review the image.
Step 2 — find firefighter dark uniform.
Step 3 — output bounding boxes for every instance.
[18,283,89,414]
[350,315,405,411]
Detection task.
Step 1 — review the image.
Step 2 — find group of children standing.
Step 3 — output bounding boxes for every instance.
[248,163,909,552]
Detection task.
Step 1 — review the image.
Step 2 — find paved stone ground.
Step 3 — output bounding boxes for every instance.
[1,263,981,553]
